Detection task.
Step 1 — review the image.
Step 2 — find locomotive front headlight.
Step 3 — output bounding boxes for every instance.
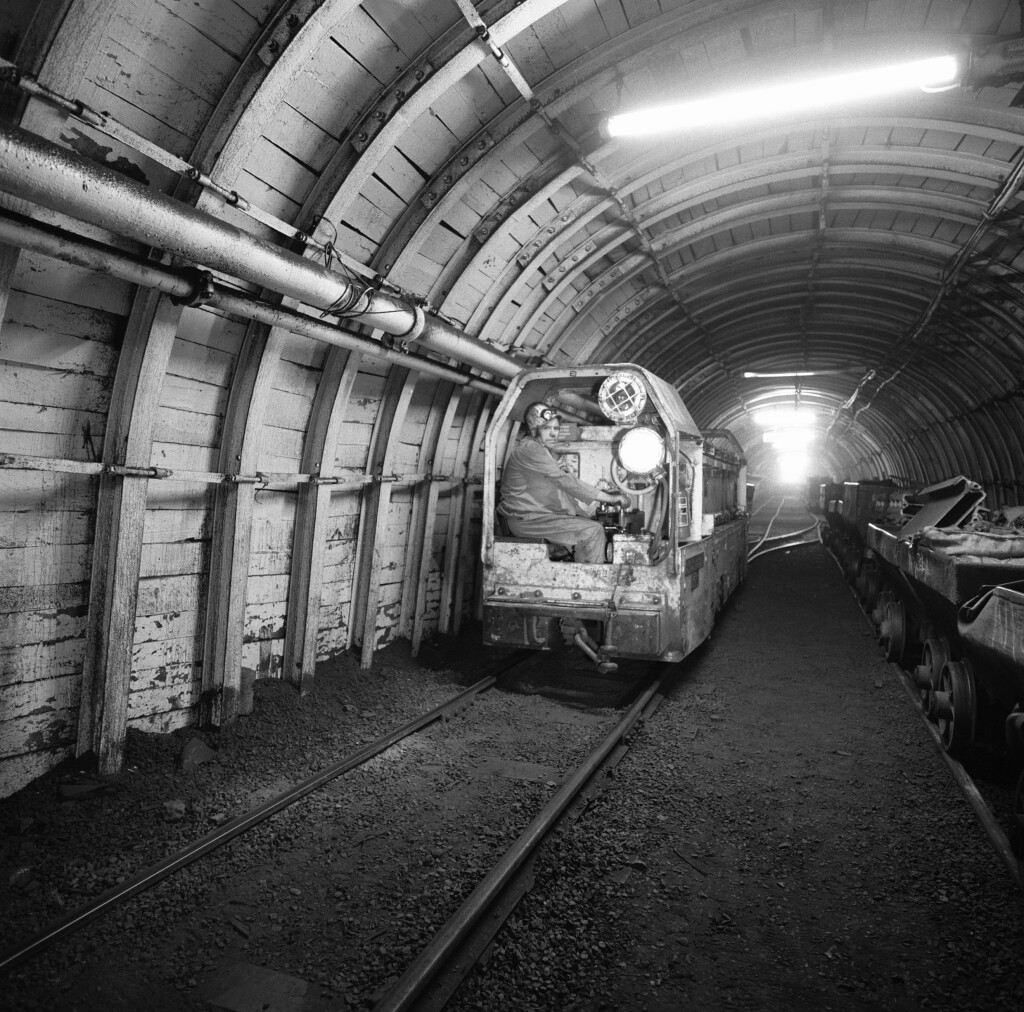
[617,426,665,475]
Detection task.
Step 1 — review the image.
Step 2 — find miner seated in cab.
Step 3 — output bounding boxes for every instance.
[497,402,629,563]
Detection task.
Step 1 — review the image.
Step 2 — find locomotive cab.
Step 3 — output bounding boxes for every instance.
[482,364,748,670]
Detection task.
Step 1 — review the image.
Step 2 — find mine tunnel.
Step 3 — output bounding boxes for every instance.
[2,2,1024,1009]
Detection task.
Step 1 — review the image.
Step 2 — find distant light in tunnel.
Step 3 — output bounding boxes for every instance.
[752,407,817,428]
[605,55,958,137]
[763,428,816,448]
[778,451,810,485]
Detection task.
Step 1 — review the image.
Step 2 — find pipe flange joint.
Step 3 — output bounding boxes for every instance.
[402,304,427,343]
[382,304,426,354]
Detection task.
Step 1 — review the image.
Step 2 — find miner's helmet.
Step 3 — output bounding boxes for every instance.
[524,402,559,433]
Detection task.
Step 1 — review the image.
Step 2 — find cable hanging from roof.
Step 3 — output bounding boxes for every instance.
[828,140,1024,438]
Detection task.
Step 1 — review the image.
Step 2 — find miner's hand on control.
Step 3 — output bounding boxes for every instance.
[599,490,631,508]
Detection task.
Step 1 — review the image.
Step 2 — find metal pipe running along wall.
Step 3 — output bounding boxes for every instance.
[0,123,522,381]
[0,209,506,397]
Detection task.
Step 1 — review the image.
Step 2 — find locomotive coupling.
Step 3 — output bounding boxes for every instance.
[560,617,619,674]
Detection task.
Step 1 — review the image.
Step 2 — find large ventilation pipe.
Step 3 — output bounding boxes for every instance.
[0,123,521,381]
[0,209,506,396]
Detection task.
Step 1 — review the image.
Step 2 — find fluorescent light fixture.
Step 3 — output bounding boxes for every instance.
[743,370,845,378]
[606,55,958,138]
[752,407,817,428]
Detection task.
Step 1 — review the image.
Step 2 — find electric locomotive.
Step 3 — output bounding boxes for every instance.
[481,364,748,672]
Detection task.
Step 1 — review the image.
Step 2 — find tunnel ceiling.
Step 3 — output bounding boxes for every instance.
[5,0,1024,487]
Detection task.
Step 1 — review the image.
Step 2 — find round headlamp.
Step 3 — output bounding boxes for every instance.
[598,372,647,423]
[616,426,665,475]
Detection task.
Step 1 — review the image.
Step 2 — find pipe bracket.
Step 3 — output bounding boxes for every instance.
[382,304,426,353]
[171,268,215,308]
[402,304,427,344]
[104,464,171,479]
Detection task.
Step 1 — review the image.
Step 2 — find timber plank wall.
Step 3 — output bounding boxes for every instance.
[0,0,501,797]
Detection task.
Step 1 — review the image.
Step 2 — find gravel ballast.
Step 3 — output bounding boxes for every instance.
[2,544,1023,1010]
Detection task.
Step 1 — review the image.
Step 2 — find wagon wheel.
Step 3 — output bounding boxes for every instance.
[913,637,950,705]
[872,588,893,636]
[862,568,883,612]
[883,598,908,664]
[855,561,877,604]
[1011,772,1024,859]
[843,546,862,582]
[854,564,870,600]
[932,659,977,758]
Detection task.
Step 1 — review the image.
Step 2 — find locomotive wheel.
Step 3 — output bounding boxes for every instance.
[1011,772,1024,860]
[883,599,907,663]
[933,659,977,758]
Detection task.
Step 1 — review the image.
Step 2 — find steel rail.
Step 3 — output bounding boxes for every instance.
[0,123,521,382]
[0,661,529,976]
[889,664,1024,890]
[747,534,821,562]
[747,494,786,519]
[0,209,506,397]
[411,670,670,1012]
[747,508,823,562]
[823,540,1024,892]
[749,519,821,546]
[373,664,672,1012]
[746,496,788,559]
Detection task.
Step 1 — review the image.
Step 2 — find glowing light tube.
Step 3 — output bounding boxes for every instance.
[606,55,958,138]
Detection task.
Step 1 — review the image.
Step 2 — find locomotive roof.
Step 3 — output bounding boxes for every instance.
[500,363,701,437]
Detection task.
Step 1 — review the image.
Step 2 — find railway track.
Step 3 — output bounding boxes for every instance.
[0,654,525,976]
[1,648,674,1009]
[747,495,821,562]
[7,539,1023,1010]
[372,661,672,1011]
[823,531,1024,892]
